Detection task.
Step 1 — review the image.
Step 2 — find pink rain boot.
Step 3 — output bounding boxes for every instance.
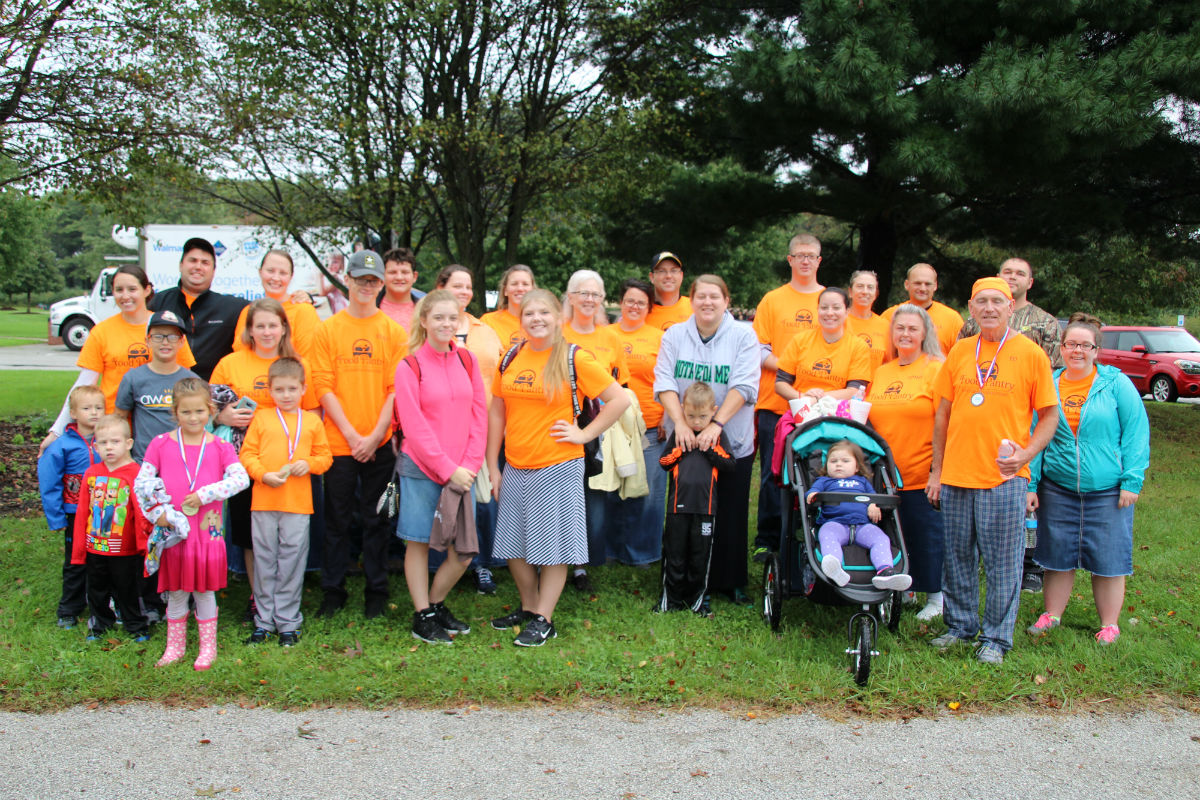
[194,614,218,671]
[156,614,188,668]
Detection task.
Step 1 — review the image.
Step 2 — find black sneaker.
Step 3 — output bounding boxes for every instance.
[278,631,300,648]
[430,601,470,634]
[513,614,556,647]
[364,596,387,619]
[1021,572,1044,593]
[572,571,594,593]
[473,567,497,595]
[751,547,769,564]
[242,596,258,623]
[316,596,344,618]
[491,608,534,630]
[412,610,453,645]
[245,627,272,644]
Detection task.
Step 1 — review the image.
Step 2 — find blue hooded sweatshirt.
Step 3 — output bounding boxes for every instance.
[38,423,101,530]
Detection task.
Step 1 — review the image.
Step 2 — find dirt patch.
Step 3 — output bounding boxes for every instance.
[0,419,44,517]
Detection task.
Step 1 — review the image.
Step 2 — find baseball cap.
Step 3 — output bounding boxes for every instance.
[652,251,683,271]
[181,237,216,262]
[347,249,385,281]
[147,309,191,336]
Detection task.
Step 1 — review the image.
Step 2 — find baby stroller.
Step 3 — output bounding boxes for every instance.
[762,416,909,685]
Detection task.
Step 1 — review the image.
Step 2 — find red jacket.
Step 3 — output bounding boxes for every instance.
[71,461,148,564]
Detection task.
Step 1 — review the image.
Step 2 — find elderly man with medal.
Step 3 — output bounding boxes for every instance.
[924,277,1059,666]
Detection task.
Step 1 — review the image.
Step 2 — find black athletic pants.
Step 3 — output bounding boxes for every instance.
[58,512,88,619]
[660,512,715,611]
[322,446,397,604]
[86,553,148,636]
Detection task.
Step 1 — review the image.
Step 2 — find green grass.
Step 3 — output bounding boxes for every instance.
[1,404,1197,714]
[0,370,75,418]
[0,309,49,347]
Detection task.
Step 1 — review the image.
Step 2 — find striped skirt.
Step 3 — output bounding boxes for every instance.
[494,458,587,566]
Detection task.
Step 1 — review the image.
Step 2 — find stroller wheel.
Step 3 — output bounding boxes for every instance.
[881,590,902,633]
[847,613,877,686]
[761,553,782,631]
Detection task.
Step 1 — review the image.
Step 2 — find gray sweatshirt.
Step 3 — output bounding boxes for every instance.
[653,312,760,459]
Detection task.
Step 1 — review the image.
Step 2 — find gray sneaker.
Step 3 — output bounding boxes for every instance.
[976,644,1005,664]
[513,614,556,647]
[930,632,972,650]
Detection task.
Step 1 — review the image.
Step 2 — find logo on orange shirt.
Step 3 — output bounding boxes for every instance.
[1064,394,1086,409]
[794,310,813,325]
[883,381,903,396]
[858,333,873,348]
[508,332,523,346]
[811,358,832,375]
[623,343,633,355]
[126,342,150,362]
[253,375,269,392]
[976,359,999,383]
[352,339,373,358]
[514,369,536,387]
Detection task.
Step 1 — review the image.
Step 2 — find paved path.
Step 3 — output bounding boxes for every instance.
[1,705,1197,799]
[0,342,77,370]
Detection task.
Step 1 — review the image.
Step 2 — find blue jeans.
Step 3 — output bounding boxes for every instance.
[941,479,1028,652]
[605,428,668,565]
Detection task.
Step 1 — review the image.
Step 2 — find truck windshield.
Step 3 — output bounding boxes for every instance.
[1143,330,1200,354]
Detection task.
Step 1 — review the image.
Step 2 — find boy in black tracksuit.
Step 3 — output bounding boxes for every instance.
[656,382,736,615]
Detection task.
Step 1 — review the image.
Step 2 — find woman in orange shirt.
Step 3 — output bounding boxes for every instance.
[486,289,629,646]
[430,264,504,594]
[774,287,872,404]
[867,304,946,621]
[41,265,196,455]
[231,250,322,360]
[608,278,666,567]
[479,264,535,351]
[211,298,309,619]
[844,270,889,375]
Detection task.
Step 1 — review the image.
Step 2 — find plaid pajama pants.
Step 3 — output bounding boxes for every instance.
[941,478,1028,652]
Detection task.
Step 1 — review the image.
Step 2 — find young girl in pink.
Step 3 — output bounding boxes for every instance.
[135,377,249,670]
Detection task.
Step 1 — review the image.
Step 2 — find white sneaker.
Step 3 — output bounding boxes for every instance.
[821,554,850,587]
[901,590,919,605]
[916,599,943,621]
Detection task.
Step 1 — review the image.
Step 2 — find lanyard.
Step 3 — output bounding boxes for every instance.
[177,429,208,492]
[276,408,302,461]
[974,326,1011,392]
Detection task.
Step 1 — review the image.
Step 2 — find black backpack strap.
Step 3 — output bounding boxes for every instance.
[566,343,581,420]
[498,341,525,374]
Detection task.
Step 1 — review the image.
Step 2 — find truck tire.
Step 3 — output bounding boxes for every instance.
[61,317,93,351]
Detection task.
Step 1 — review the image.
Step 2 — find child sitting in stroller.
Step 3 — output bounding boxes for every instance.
[807,439,911,592]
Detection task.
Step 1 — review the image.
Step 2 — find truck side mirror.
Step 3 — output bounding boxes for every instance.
[1131,345,1147,354]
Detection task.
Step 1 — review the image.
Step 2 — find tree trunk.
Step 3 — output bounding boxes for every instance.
[857,213,899,308]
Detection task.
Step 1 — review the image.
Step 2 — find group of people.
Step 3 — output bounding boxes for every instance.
[37,232,1150,666]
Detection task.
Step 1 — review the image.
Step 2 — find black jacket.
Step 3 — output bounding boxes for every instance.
[659,431,736,515]
[150,285,249,380]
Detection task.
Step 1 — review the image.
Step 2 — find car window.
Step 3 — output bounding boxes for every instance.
[1142,329,1200,354]
[1109,332,1139,351]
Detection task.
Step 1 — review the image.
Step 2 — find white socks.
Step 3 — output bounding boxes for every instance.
[916,591,943,621]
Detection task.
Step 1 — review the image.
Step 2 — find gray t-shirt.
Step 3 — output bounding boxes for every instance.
[115,364,200,461]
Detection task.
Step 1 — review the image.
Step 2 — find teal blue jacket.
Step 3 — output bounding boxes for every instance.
[1029,364,1149,494]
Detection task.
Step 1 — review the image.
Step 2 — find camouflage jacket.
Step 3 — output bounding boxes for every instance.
[958,302,1062,368]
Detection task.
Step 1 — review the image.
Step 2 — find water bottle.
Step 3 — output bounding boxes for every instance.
[997,438,1016,460]
[1024,509,1038,548]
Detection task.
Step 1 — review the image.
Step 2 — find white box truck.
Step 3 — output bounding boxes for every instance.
[49,224,339,350]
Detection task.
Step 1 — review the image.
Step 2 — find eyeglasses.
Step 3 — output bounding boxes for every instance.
[571,291,603,300]
[350,275,382,286]
[1061,341,1097,352]
[622,298,649,308]
[148,333,183,344]
[789,253,820,262]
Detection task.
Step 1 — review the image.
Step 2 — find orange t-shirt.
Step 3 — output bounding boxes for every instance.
[883,301,964,358]
[463,315,503,400]
[775,329,872,396]
[933,333,1057,488]
[753,283,823,414]
[644,297,692,331]
[845,313,890,375]
[479,308,526,350]
[493,345,616,470]
[77,314,197,413]
[867,355,943,490]
[231,298,322,360]
[564,324,630,386]
[311,310,408,456]
[1058,369,1096,435]
[209,349,320,411]
[239,409,333,513]
[609,322,664,428]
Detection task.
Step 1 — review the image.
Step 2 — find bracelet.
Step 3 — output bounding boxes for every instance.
[712,419,725,429]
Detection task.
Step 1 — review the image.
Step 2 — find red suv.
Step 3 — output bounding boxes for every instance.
[1098,326,1200,402]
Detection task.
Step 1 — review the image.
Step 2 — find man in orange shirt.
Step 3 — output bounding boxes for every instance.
[750,233,823,562]
[644,252,693,331]
[882,263,964,358]
[926,278,1058,665]
[311,249,409,619]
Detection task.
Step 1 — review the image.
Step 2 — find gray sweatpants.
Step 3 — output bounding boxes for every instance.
[251,511,310,633]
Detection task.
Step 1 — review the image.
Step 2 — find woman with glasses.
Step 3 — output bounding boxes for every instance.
[1026,313,1149,646]
[562,270,630,591]
[608,278,667,568]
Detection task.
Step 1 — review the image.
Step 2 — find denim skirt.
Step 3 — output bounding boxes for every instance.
[1033,478,1133,577]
